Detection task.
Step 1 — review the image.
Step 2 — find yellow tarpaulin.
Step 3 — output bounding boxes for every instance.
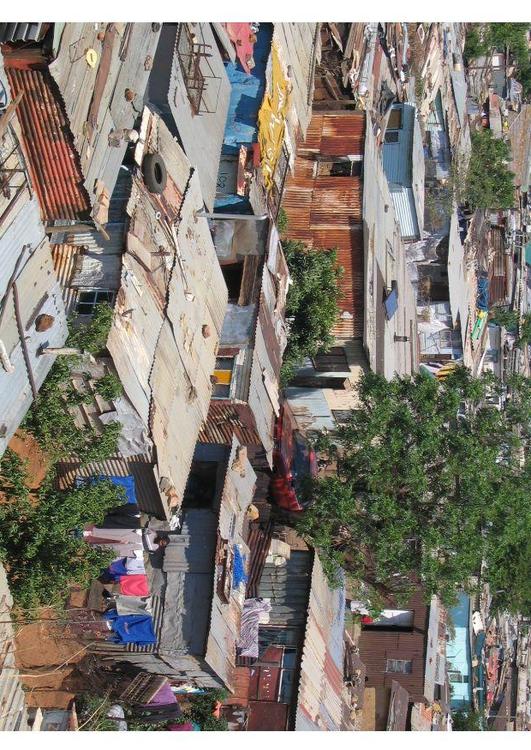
[257,44,290,192]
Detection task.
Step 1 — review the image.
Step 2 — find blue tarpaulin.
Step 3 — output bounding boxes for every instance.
[477,276,490,311]
[384,286,399,320]
[105,609,156,645]
[76,475,137,505]
[233,546,248,588]
[219,24,273,155]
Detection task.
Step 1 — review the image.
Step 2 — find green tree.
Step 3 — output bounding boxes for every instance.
[491,307,519,331]
[464,26,489,62]
[463,130,515,210]
[452,710,484,731]
[297,368,531,613]
[491,309,531,348]
[0,451,124,612]
[281,241,343,384]
[464,24,531,95]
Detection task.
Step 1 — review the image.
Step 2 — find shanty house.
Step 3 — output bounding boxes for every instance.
[106,109,228,516]
[214,23,273,214]
[199,220,289,467]
[0,68,68,457]
[383,103,425,242]
[48,22,161,214]
[359,588,447,726]
[90,437,257,690]
[147,23,231,212]
[225,547,355,731]
[282,110,368,431]
[2,23,160,226]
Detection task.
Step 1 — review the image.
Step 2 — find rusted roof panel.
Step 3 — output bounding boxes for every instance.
[387,680,410,731]
[245,521,273,599]
[282,111,365,339]
[200,401,262,446]
[295,555,353,730]
[54,454,165,518]
[5,66,91,222]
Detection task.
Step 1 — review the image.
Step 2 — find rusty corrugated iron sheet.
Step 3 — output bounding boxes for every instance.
[51,243,80,314]
[282,110,365,339]
[199,401,262,446]
[358,586,430,703]
[245,521,273,599]
[295,555,353,730]
[5,65,91,222]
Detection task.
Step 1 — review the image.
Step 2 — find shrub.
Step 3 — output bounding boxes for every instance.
[95,372,123,402]
[67,302,114,355]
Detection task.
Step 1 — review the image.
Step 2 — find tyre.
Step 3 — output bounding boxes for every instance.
[142,153,167,194]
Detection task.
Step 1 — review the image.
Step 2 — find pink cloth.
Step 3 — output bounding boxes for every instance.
[167,723,194,731]
[119,574,149,597]
[224,23,256,74]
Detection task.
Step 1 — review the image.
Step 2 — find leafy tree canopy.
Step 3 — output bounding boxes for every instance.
[0,450,124,612]
[464,23,531,96]
[281,240,343,384]
[297,368,531,614]
[452,710,484,731]
[464,130,515,210]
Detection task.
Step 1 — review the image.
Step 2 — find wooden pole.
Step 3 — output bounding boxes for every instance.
[12,282,38,398]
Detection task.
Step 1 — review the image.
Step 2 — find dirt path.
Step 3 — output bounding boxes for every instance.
[7,430,52,489]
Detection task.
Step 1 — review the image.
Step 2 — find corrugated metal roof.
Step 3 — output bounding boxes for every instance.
[282,111,365,339]
[390,187,420,241]
[4,65,91,222]
[107,112,228,512]
[0,564,30,731]
[284,386,336,432]
[50,243,79,314]
[54,454,165,518]
[272,24,318,143]
[258,550,313,628]
[0,22,45,43]
[387,680,410,730]
[159,438,255,688]
[204,436,256,688]
[147,23,231,212]
[49,23,161,208]
[295,555,353,731]
[383,104,415,186]
[199,401,262,446]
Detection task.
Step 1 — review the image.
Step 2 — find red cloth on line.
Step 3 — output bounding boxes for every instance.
[119,574,149,597]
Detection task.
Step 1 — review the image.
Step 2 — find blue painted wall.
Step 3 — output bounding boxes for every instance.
[446,592,473,710]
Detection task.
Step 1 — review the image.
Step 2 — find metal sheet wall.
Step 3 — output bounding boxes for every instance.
[282,111,365,339]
